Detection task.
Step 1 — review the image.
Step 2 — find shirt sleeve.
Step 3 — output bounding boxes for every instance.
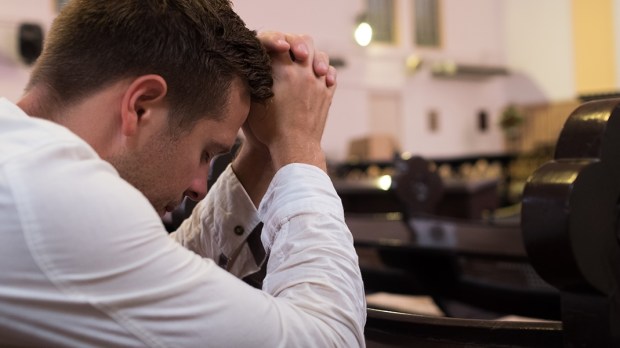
[259,163,367,346]
[172,163,367,345]
[170,164,265,278]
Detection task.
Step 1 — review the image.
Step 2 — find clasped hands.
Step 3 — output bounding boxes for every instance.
[230,31,337,206]
[237,31,337,173]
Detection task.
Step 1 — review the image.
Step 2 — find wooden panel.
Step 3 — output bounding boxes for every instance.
[572,0,617,94]
[512,100,580,153]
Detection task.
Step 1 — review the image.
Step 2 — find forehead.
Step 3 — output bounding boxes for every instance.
[218,78,250,136]
[188,78,250,148]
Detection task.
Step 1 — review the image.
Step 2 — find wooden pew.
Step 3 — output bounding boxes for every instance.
[365,308,562,348]
[351,211,560,320]
[342,155,560,320]
[334,155,507,219]
[334,156,444,215]
[363,98,620,347]
[521,98,620,347]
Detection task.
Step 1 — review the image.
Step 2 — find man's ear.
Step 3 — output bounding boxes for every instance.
[120,74,168,137]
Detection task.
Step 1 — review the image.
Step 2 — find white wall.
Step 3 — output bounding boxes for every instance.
[504,0,574,102]
[400,0,508,158]
[0,0,595,162]
[441,0,506,65]
[0,0,54,102]
[236,0,514,159]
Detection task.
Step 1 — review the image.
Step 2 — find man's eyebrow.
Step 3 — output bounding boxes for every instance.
[212,142,233,155]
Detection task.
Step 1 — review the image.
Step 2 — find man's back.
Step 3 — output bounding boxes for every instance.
[0,97,366,346]
[0,97,180,346]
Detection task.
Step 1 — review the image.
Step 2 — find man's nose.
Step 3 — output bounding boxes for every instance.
[184,166,209,202]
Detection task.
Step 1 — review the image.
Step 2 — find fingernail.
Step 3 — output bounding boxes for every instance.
[317,62,328,72]
[328,71,337,84]
[298,44,308,55]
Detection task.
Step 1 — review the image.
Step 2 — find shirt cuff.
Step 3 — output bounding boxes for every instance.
[258,163,343,251]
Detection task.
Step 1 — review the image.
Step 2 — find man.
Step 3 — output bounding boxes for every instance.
[0,0,365,346]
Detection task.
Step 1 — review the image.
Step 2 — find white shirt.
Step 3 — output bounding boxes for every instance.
[0,98,366,347]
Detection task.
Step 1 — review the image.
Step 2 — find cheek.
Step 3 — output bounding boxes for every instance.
[169,150,204,184]
[169,157,197,182]
[151,146,191,188]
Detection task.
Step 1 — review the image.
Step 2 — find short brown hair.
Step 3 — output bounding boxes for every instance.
[28,0,273,129]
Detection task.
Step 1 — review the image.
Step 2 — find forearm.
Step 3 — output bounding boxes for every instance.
[231,141,275,208]
[231,135,327,209]
[268,139,327,173]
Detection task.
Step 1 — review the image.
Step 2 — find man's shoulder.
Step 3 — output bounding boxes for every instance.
[0,100,95,166]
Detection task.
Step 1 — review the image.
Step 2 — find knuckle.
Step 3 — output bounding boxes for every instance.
[300,34,314,46]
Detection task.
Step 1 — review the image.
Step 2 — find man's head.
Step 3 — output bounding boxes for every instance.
[28,0,273,129]
[22,0,274,215]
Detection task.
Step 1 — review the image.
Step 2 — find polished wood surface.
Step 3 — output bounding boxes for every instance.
[350,212,560,320]
[365,308,562,348]
[522,98,620,347]
[349,213,525,258]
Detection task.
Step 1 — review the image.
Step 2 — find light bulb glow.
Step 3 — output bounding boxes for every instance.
[377,175,392,191]
[354,22,373,47]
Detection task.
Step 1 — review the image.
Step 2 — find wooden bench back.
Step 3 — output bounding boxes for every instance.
[522,98,620,347]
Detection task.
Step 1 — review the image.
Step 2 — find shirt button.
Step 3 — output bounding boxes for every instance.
[234,225,244,235]
[218,254,229,268]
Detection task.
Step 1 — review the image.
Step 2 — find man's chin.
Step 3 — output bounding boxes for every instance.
[160,204,178,218]
[158,205,171,218]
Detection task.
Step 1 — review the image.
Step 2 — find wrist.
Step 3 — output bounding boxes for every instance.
[232,142,275,207]
[268,140,327,172]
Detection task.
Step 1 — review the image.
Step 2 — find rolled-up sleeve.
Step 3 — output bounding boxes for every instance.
[173,163,366,346]
[170,164,264,278]
[259,163,366,346]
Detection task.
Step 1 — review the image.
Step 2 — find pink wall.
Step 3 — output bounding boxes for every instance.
[400,0,509,158]
[0,0,54,102]
[0,0,573,161]
[234,0,514,159]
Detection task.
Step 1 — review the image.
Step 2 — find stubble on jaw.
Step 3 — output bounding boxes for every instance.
[106,129,179,214]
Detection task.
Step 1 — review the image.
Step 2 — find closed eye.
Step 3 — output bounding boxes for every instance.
[202,151,212,164]
[202,142,233,164]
